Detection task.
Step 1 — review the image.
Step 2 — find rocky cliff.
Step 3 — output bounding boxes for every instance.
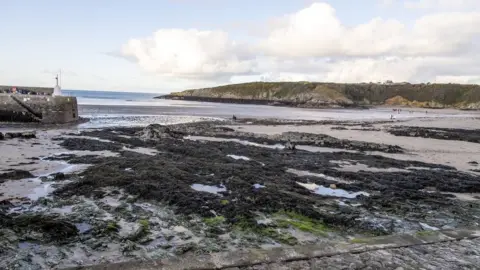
[157,82,480,109]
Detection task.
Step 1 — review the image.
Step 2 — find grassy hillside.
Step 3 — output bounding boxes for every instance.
[159,82,480,109]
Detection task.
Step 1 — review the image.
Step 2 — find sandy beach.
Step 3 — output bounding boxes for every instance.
[1,109,480,269]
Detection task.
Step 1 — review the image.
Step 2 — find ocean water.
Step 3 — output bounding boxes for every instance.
[62,90,479,128]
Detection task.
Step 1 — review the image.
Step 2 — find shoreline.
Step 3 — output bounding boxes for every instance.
[0,115,480,269]
[155,95,370,109]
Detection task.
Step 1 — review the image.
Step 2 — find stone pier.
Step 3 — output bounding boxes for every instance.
[0,94,79,124]
[68,227,480,270]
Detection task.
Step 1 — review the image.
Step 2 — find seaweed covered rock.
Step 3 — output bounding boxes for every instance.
[4,131,36,139]
[60,138,122,152]
[0,170,34,182]
[0,214,78,242]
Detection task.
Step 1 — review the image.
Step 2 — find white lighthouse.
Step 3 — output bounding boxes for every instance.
[53,74,62,96]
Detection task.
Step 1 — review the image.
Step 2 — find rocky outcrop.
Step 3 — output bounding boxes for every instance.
[0,170,34,182]
[3,131,36,139]
[157,82,480,109]
[137,124,184,140]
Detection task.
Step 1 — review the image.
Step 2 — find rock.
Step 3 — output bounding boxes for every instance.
[174,242,197,255]
[121,240,138,254]
[285,140,296,150]
[468,161,478,166]
[0,170,34,181]
[21,132,36,139]
[0,132,4,140]
[4,215,78,241]
[330,184,337,189]
[137,124,183,140]
[4,132,36,139]
[51,172,66,181]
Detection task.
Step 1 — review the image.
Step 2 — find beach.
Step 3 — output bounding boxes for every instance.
[1,98,480,269]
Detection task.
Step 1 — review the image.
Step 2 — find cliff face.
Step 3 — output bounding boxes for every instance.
[158,82,480,109]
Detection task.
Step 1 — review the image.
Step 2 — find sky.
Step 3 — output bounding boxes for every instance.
[1,0,479,93]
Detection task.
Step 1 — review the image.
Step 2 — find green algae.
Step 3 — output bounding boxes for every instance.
[204,216,226,226]
[274,211,328,236]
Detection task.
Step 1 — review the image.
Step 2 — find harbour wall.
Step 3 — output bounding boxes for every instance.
[0,85,53,95]
[0,94,79,124]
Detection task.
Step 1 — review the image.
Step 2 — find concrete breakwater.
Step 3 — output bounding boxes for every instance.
[0,94,79,123]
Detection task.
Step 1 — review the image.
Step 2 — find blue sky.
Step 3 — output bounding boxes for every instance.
[1,0,479,93]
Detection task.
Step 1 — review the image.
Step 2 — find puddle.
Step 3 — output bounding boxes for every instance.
[296,145,357,153]
[442,192,480,201]
[227,155,251,161]
[122,146,158,156]
[0,162,86,201]
[59,164,90,174]
[75,223,93,234]
[297,182,369,198]
[336,164,409,173]
[406,166,449,171]
[185,136,284,149]
[260,242,282,249]
[41,150,119,160]
[337,200,362,207]
[18,242,40,250]
[64,135,116,144]
[253,184,266,189]
[287,168,351,184]
[191,184,227,195]
[186,136,358,155]
[28,182,55,200]
[51,205,74,215]
[100,196,123,208]
[256,218,273,225]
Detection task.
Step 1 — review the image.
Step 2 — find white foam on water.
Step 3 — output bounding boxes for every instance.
[79,115,223,129]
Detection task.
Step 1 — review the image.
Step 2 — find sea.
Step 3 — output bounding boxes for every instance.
[62,90,477,129]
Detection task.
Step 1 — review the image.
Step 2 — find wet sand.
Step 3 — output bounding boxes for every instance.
[228,117,480,173]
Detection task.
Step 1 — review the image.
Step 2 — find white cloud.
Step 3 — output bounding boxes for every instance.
[259,3,480,58]
[118,2,480,86]
[121,29,254,79]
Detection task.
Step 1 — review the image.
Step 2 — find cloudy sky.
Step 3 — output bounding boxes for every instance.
[1,0,479,93]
